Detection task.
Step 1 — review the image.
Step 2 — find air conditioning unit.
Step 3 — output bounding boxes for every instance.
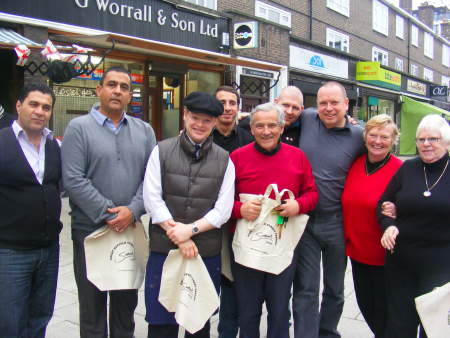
[233,21,258,49]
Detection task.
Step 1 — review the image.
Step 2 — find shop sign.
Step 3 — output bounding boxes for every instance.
[0,0,228,53]
[289,46,348,79]
[356,62,401,91]
[233,22,258,49]
[430,85,448,101]
[406,79,427,96]
[242,68,273,79]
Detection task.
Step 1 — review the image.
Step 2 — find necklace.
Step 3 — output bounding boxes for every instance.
[423,158,449,197]
[365,154,390,175]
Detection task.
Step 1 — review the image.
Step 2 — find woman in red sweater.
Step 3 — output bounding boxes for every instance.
[230,102,317,338]
[341,114,402,338]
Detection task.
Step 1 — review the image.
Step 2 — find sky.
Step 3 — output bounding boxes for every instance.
[412,0,449,9]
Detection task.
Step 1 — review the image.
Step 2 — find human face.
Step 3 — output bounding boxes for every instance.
[96,71,132,115]
[275,93,303,127]
[416,130,448,164]
[216,90,238,126]
[365,125,395,162]
[16,91,53,136]
[250,109,284,151]
[317,85,348,129]
[183,110,217,144]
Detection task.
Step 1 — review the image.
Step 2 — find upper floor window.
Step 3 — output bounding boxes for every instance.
[255,1,291,27]
[395,57,403,72]
[411,25,419,47]
[326,28,349,52]
[424,32,434,59]
[442,75,450,87]
[396,15,404,39]
[373,0,389,36]
[327,0,350,17]
[184,0,216,10]
[423,67,433,82]
[443,45,450,67]
[410,64,419,76]
[373,46,388,66]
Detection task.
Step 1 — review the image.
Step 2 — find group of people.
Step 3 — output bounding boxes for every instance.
[0,65,448,338]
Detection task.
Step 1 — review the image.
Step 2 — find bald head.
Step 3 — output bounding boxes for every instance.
[275,86,304,127]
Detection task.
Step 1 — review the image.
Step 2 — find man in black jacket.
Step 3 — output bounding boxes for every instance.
[0,83,62,338]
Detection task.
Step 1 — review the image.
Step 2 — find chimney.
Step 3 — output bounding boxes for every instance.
[416,3,435,29]
[399,0,412,14]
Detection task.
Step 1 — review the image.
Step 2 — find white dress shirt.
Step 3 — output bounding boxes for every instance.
[12,120,54,184]
[143,145,235,228]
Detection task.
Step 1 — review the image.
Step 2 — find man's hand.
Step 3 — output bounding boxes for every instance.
[274,199,300,217]
[179,239,198,258]
[167,222,192,245]
[240,200,262,221]
[381,225,399,253]
[347,115,358,125]
[381,201,397,219]
[106,206,134,233]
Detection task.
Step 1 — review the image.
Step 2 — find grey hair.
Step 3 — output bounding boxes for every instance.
[416,114,450,147]
[250,102,285,126]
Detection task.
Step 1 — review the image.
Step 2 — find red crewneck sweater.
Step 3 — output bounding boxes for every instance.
[230,143,318,220]
[342,154,402,265]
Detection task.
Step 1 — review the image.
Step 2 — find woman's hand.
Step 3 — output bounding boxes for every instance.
[241,200,262,221]
[381,201,397,219]
[274,199,300,217]
[381,225,399,252]
[178,239,198,258]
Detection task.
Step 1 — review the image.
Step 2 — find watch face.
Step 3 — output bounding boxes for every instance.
[192,224,199,233]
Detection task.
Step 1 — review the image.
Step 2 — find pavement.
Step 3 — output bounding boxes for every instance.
[46,197,373,338]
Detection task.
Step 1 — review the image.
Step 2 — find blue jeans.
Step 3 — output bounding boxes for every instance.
[293,212,347,338]
[0,242,59,338]
[218,276,239,338]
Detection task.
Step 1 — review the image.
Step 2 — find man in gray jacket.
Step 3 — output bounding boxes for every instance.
[61,66,156,338]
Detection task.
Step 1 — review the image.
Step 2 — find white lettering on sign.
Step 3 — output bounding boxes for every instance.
[73,0,219,39]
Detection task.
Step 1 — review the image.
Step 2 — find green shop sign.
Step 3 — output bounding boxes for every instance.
[356,62,401,91]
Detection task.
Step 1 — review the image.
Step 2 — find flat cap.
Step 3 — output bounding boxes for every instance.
[183,91,224,117]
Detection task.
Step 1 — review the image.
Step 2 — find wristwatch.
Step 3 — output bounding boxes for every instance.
[191,222,199,235]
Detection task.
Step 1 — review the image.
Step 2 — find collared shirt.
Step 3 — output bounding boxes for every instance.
[90,106,127,134]
[12,120,54,184]
[143,145,235,228]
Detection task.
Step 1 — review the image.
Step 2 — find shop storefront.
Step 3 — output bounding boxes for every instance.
[289,45,356,109]
[0,0,283,139]
[355,62,402,122]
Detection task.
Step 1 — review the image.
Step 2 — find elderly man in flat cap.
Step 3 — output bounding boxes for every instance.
[143,91,235,338]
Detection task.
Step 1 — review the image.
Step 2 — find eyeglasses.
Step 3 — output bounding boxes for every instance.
[416,137,441,144]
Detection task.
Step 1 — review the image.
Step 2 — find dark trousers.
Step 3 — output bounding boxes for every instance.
[293,213,347,338]
[233,261,296,338]
[218,276,239,338]
[385,253,450,338]
[351,259,387,338]
[148,322,211,338]
[72,229,138,338]
[0,242,59,338]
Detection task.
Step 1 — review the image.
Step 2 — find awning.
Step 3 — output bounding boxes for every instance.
[399,95,450,155]
[50,33,282,72]
[0,27,41,48]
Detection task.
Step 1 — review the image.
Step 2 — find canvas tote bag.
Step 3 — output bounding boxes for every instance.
[232,183,309,275]
[84,221,149,291]
[158,249,220,334]
[415,281,450,338]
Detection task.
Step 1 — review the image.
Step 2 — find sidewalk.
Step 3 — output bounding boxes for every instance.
[46,198,373,338]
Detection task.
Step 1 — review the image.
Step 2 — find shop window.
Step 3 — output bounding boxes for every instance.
[326,28,349,52]
[326,0,350,17]
[184,0,216,10]
[443,45,450,67]
[186,69,220,94]
[442,76,450,87]
[424,32,433,59]
[396,15,404,39]
[373,0,389,36]
[255,1,291,27]
[423,68,433,82]
[239,75,270,113]
[372,46,388,66]
[394,57,403,72]
[410,64,419,76]
[411,25,419,47]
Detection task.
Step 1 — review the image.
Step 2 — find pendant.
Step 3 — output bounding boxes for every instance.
[423,191,431,197]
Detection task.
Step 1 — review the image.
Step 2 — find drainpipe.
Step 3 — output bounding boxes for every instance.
[309,0,313,40]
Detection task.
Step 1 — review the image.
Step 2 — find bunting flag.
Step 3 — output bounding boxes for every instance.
[14,44,30,66]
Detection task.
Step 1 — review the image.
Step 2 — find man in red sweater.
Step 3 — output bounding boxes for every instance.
[230,102,318,338]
